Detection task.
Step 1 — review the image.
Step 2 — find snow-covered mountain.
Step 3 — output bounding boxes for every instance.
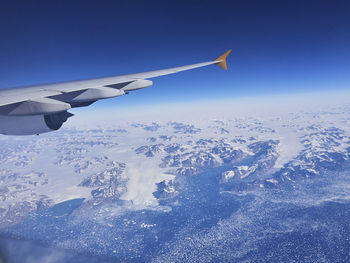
[1,100,350,224]
[1,95,350,262]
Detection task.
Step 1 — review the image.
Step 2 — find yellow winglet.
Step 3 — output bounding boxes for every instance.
[214,49,232,70]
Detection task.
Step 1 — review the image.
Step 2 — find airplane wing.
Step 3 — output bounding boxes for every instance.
[0,50,231,135]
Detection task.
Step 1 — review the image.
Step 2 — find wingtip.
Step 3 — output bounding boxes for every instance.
[214,49,232,70]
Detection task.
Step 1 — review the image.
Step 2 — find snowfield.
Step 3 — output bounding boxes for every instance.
[1,92,350,262]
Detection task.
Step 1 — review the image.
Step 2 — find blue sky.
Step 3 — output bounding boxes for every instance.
[0,0,349,108]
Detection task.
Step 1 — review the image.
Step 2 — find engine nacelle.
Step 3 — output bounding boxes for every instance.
[0,111,73,135]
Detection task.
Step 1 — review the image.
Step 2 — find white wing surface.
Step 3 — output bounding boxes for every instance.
[0,50,231,135]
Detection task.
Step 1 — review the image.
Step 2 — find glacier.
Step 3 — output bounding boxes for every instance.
[0,92,350,262]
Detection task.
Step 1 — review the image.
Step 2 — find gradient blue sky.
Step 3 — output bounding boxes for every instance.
[1,0,350,108]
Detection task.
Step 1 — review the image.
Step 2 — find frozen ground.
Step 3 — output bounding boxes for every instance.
[0,91,350,262]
